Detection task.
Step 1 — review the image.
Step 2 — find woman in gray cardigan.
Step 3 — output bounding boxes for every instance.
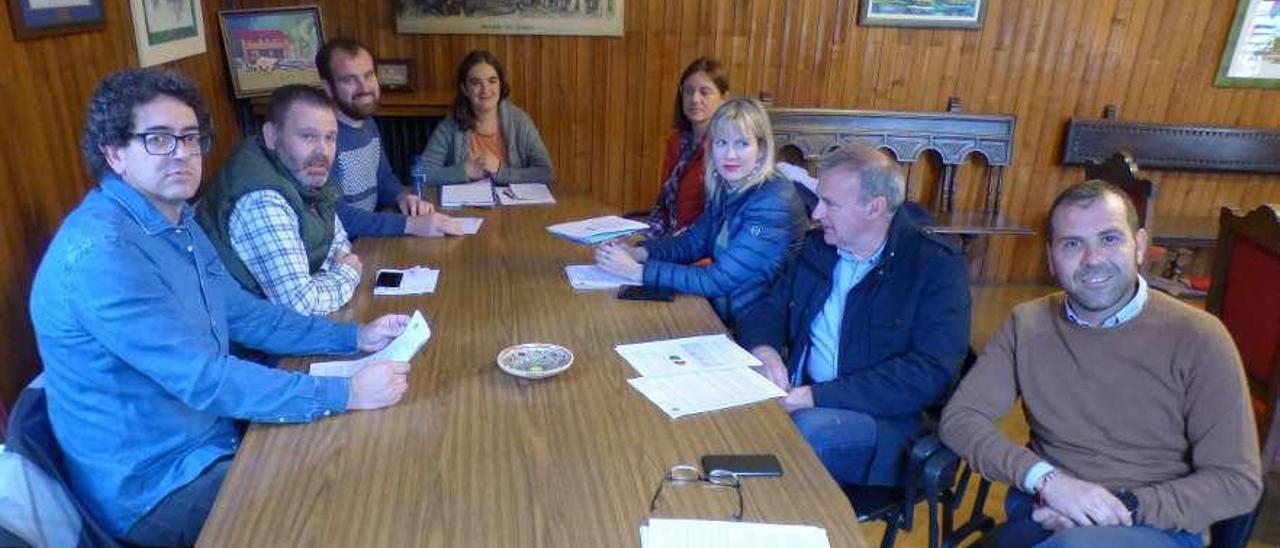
[419,50,554,185]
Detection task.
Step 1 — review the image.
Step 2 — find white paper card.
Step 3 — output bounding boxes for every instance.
[640,519,830,548]
[454,217,484,235]
[373,267,439,296]
[626,368,785,419]
[546,215,650,245]
[497,183,556,205]
[441,180,495,207]
[564,264,639,290]
[615,334,762,377]
[309,310,432,377]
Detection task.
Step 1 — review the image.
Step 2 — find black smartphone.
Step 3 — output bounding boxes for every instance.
[617,285,675,302]
[701,454,783,477]
[374,270,404,289]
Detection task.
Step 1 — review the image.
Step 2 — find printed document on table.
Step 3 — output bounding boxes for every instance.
[454,217,484,235]
[546,215,650,245]
[496,183,555,205]
[372,267,439,296]
[626,368,785,419]
[441,180,495,207]
[639,519,830,548]
[615,334,762,377]
[564,264,639,290]
[309,310,432,377]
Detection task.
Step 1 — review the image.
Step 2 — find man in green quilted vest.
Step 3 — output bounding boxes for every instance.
[198,85,361,315]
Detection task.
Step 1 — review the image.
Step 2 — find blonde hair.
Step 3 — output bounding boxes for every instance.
[703,98,776,197]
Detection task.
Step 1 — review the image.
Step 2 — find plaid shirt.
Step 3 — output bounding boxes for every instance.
[229,190,359,315]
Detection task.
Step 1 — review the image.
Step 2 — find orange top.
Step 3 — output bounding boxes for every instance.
[468,130,506,172]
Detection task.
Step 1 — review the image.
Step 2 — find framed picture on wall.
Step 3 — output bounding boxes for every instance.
[376,59,413,92]
[1216,0,1280,88]
[395,0,623,36]
[218,6,325,98]
[128,0,206,67]
[7,0,105,40]
[858,0,986,29]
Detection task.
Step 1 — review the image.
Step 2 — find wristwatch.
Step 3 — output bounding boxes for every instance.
[1114,490,1140,518]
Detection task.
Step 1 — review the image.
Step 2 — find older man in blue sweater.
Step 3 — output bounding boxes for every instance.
[738,145,971,486]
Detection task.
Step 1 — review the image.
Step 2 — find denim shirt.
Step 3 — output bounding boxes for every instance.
[29,175,357,535]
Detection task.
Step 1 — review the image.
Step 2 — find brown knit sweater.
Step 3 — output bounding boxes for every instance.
[940,292,1262,533]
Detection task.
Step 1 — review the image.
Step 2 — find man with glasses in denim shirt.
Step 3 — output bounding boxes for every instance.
[29,69,413,546]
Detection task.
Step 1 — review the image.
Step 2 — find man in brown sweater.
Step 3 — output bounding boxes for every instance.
[940,181,1261,547]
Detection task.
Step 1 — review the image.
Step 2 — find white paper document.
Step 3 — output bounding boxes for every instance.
[309,310,432,377]
[454,217,484,235]
[639,519,830,548]
[440,180,495,208]
[496,183,556,205]
[615,334,762,377]
[546,215,650,245]
[372,267,440,296]
[564,264,639,290]
[627,368,786,419]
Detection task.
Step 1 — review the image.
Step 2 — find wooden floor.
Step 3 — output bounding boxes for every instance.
[856,284,1276,548]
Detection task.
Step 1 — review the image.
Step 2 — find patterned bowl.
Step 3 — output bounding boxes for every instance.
[497,343,574,379]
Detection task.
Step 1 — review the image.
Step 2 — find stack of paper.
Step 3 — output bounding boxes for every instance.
[453,217,484,235]
[640,519,830,548]
[546,215,650,245]
[310,310,432,377]
[440,180,495,208]
[564,264,638,290]
[373,267,440,296]
[496,183,556,205]
[616,335,785,418]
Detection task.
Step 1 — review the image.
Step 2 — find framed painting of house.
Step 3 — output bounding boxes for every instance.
[218,6,325,98]
[129,0,206,67]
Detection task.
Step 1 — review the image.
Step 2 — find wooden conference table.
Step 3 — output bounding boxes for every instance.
[198,194,867,547]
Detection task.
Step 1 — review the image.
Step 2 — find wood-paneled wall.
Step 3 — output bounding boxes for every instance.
[3,0,1279,406]
[0,1,242,408]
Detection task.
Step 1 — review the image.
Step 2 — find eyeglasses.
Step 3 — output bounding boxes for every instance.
[648,464,744,521]
[131,132,211,156]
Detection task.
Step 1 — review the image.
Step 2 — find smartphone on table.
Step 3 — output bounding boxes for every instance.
[701,454,783,477]
[616,285,675,302]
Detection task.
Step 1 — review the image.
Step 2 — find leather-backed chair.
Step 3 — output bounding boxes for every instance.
[4,376,121,548]
[1206,204,1280,450]
[844,347,995,548]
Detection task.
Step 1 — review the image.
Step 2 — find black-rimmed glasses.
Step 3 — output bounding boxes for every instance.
[649,464,744,521]
[131,132,211,156]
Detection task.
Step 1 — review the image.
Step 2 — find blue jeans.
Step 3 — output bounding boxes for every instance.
[984,489,1203,548]
[120,457,232,547]
[790,407,877,485]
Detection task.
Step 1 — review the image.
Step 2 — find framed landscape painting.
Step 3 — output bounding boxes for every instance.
[218,6,325,98]
[858,0,986,29]
[8,0,105,40]
[395,0,623,37]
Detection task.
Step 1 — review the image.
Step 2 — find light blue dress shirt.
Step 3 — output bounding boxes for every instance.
[798,243,886,385]
[29,175,358,535]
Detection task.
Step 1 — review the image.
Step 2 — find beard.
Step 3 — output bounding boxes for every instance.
[336,93,378,119]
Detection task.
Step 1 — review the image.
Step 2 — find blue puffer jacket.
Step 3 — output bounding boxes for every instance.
[641,172,808,330]
[737,208,971,486]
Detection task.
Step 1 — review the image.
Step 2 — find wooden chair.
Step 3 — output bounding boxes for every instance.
[1085,151,1155,230]
[1206,204,1280,451]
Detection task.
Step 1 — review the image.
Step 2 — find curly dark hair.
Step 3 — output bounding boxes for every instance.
[81,69,212,179]
[451,49,510,131]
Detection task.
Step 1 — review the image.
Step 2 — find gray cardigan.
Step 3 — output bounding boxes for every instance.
[419,100,554,185]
